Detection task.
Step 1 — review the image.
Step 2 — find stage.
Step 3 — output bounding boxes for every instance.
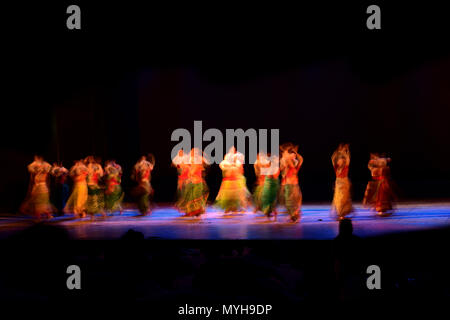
[1,202,449,240]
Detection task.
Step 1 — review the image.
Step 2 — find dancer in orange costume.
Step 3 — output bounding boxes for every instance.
[279,143,303,222]
[132,155,155,215]
[172,149,190,211]
[177,148,209,217]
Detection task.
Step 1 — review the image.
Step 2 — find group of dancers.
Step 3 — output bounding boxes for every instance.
[20,143,396,222]
[20,156,126,219]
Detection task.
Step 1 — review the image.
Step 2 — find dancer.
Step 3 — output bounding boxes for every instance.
[64,159,88,218]
[85,156,105,217]
[172,149,190,210]
[104,159,124,215]
[178,148,209,217]
[331,144,353,220]
[50,162,69,216]
[20,155,54,219]
[279,143,303,222]
[132,155,155,215]
[260,152,280,219]
[215,146,250,213]
[253,152,266,213]
[363,154,396,216]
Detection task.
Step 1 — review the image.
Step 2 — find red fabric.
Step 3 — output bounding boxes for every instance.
[222,176,238,181]
[334,165,349,178]
[178,170,189,180]
[92,173,99,184]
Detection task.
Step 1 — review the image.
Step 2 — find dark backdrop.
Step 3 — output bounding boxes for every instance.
[2,1,450,211]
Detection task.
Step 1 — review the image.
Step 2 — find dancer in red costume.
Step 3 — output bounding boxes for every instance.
[363,153,396,216]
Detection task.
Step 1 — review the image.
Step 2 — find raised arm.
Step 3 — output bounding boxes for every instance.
[295,153,304,170]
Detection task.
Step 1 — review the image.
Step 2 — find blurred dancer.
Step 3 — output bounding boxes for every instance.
[86,156,105,217]
[50,162,69,216]
[260,152,280,219]
[172,149,190,211]
[104,159,124,215]
[178,148,209,217]
[215,146,250,213]
[363,154,395,216]
[253,152,266,213]
[331,144,353,220]
[20,155,54,219]
[65,159,88,218]
[279,143,303,222]
[132,155,155,215]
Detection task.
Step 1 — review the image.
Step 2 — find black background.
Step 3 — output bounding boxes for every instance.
[2,1,450,211]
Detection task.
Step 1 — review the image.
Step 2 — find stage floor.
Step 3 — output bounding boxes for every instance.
[1,202,449,239]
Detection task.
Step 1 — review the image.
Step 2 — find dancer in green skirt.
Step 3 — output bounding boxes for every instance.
[85,156,105,217]
[178,148,209,217]
[260,153,280,220]
[252,152,266,213]
[104,160,124,215]
[279,143,303,222]
[132,155,155,215]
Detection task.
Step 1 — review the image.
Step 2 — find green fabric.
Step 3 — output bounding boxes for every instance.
[87,185,104,215]
[261,177,279,216]
[282,184,302,217]
[104,185,124,212]
[252,185,263,211]
[179,182,208,215]
[136,181,151,214]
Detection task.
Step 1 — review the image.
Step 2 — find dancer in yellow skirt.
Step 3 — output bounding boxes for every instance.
[331,144,353,220]
[215,147,250,213]
[20,155,54,219]
[65,160,89,218]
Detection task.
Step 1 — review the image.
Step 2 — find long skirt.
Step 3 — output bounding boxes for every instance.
[261,177,280,216]
[175,180,188,210]
[65,182,88,215]
[132,181,153,214]
[253,184,264,212]
[331,177,353,218]
[215,176,249,212]
[280,184,302,218]
[87,185,105,215]
[104,184,124,213]
[21,182,54,217]
[179,182,209,216]
[53,183,69,215]
[363,178,394,213]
